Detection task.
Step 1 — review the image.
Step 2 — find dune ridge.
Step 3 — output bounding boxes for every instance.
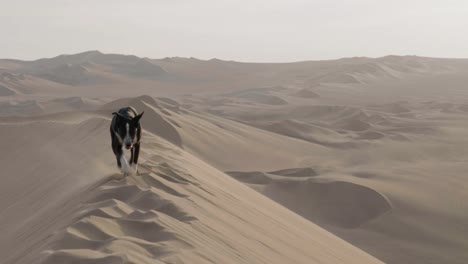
[37,112,382,264]
[1,98,383,264]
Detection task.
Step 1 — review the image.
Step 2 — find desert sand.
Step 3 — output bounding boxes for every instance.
[1,51,468,263]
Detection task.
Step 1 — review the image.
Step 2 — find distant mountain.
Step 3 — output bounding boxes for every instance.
[1,50,167,85]
[1,51,468,91]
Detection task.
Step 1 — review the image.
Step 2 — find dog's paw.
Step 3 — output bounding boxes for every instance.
[121,164,132,176]
[125,163,137,175]
[121,164,138,176]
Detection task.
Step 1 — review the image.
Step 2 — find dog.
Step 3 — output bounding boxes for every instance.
[110,107,144,175]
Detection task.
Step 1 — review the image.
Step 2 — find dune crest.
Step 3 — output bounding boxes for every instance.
[37,121,382,264]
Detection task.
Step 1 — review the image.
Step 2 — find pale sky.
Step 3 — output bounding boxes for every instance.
[1,0,467,62]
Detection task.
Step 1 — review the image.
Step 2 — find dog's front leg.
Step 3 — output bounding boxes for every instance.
[114,139,132,176]
[111,133,122,168]
[119,153,132,176]
[131,143,140,175]
[129,147,136,175]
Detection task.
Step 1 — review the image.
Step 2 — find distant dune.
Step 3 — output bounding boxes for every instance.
[2,51,468,97]
[1,50,167,86]
[0,84,15,96]
[0,100,44,116]
[291,88,320,98]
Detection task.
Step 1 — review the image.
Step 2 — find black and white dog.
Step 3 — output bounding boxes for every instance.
[110,107,144,175]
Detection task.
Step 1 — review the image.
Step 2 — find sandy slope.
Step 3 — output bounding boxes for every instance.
[0,99,381,264]
[202,97,468,264]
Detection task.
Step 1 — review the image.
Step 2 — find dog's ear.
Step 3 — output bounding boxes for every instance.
[133,111,144,123]
[112,112,126,119]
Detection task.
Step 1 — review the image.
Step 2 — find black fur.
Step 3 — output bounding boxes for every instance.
[110,107,144,175]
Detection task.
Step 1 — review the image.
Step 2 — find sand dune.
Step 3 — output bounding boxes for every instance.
[0,84,15,96]
[228,171,392,229]
[0,116,115,264]
[222,87,289,105]
[173,92,468,264]
[22,51,167,85]
[44,96,100,113]
[0,100,44,116]
[254,119,360,148]
[0,105,382,264]
[2,51,468,264]
[43,159,382,264]
[290,88,320,98]
[269,167,319,177]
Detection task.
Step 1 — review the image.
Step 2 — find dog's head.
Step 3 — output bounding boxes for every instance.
[112,111,144,150]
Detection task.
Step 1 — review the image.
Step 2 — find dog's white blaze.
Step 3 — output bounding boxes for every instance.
[124,122,132,146]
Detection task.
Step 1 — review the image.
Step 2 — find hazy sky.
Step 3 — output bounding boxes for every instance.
[1,0,467,62]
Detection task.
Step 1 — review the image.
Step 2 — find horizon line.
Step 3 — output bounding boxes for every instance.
[2,50,468,64]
